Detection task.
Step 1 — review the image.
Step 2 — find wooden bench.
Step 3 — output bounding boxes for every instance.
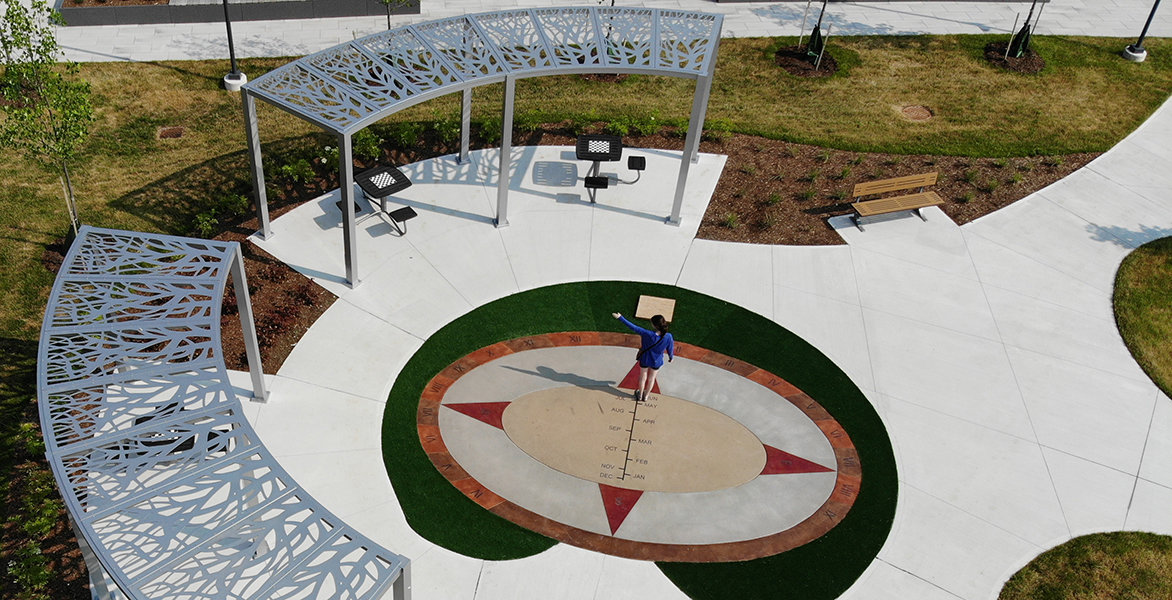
[851,172,943,231]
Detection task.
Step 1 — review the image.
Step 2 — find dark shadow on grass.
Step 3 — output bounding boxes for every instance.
[108,135,327,236]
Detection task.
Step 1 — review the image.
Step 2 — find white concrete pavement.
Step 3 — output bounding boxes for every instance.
[58,0,1172,64]
[238,92,1172,599]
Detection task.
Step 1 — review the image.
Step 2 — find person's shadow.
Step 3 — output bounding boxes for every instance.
[501,365,627,398]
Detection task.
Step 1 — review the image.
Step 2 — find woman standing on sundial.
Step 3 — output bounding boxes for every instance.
[612,312,674,402]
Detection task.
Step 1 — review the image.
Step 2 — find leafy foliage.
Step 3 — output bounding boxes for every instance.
[0,0,93,234]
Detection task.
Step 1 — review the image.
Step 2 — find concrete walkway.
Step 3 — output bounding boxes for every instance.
[58,0,1172,63]
[238,89,1172,599]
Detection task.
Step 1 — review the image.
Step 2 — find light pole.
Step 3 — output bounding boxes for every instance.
[222,0,248,90]
[1123,0,1163,62]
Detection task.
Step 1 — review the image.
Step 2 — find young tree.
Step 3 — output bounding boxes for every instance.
[377,0,414,31]
[1,0,94,237]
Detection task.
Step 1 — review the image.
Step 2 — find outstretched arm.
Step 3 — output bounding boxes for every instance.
[614,314,652,337]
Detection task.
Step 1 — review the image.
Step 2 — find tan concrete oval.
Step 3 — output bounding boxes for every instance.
[502,386,767,493]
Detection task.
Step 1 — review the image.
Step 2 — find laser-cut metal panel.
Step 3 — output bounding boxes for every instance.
[306,43,416,109]
[658,10,721,73]
[38,227,409,600]
[412,17,506,79]
[532,7,603,68]
[247,63,379,131]
[597,8,655,68]
[358,28,463,93]
[474,10,554,72]
[245,7,723,134]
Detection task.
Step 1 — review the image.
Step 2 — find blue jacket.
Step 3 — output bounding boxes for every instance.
[618,316,674,369]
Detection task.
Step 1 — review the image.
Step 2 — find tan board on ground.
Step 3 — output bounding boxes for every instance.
[635,295,676,322]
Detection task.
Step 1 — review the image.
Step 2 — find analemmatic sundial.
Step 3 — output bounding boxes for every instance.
[417,332,862,562]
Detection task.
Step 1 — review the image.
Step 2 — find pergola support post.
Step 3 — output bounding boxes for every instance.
[459,88,472,163]
[339,132,359,286]
[393,563,413,600]
[242,92,271,239]
[495,75,515,228]
[71,515,128,600]
[230,244,269,402]
[670,72,715,225]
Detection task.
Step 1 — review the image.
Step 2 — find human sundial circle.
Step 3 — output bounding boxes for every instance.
[416,332,862,562]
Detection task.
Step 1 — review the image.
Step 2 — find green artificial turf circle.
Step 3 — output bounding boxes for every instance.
[382,281,897,599]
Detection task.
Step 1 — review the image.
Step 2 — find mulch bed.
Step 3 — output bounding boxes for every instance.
[984,41,1046,74]
[775,45,839,78]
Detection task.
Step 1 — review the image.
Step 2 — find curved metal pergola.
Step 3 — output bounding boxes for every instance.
[242,7,723,286]
[38,226,411,600]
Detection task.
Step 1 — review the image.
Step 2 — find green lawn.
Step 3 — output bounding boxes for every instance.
[1114,236,1172,399]
[1001,532,1172,600]
[382,281,897,600]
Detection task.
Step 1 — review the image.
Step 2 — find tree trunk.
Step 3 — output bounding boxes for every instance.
[386,5,392,30]
[61,161,80,237]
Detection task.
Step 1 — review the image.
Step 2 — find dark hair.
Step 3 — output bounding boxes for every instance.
[650,314,669,335]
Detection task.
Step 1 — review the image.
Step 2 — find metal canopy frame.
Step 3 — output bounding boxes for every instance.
[37,226,411,600]
[243,7,723,287]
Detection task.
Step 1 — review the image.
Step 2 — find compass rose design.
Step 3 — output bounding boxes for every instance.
[417,332,862,562]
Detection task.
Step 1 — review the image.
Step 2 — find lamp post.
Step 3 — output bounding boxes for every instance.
[1123,0,1163,62]
[222,0,248,90]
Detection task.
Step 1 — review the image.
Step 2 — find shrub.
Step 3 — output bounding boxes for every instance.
[798,188,817,201]
[218,192,251,217]
[765,192,781,206]
[514,111,545,133]
[477,117,502,145]
[386,121,424,147]
[353,129,383,161]
[830,189,849,201]
[721,212,739,228]
[739,165,758,176]
[963,169,979,184]
[603,118,629,137]
[804,168,820,183]
[433,116,461,145]
[194,211,218,238]
[838,166,852,179]
[817,150,831,163]
[702,119,733,142]
[959,191,975,203]
[318,144,339,165]
[276,158,315,183]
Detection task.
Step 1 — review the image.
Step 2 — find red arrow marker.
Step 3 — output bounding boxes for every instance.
[617,363,661,394]
[445,402,511,430]
[761,444,833,475]
[599,484,644,535]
